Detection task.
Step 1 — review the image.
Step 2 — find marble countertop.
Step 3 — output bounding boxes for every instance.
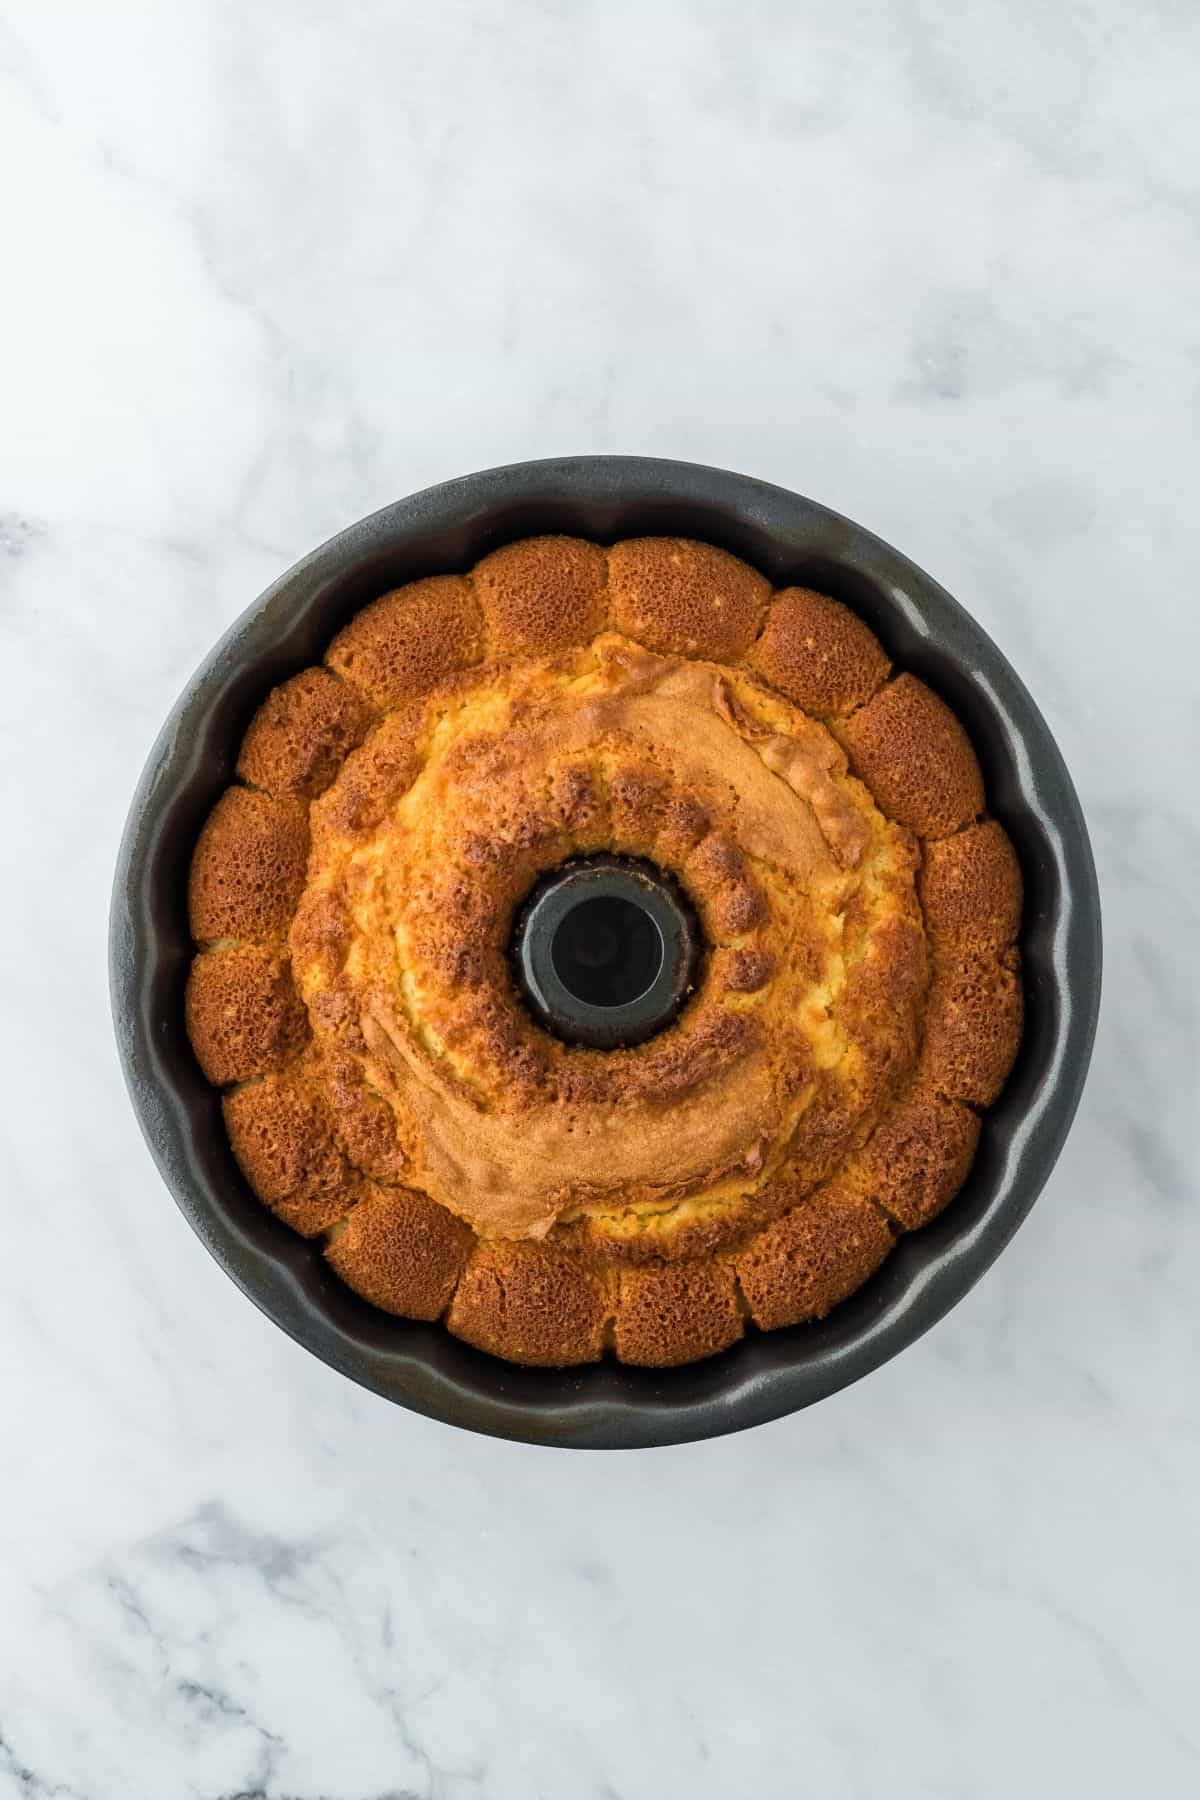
[2,2,1197,1794]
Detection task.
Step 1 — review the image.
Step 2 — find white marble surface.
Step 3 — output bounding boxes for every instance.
[1,1,1198,1793]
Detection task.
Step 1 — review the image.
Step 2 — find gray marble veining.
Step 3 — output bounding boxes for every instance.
[1,2,1198,1795]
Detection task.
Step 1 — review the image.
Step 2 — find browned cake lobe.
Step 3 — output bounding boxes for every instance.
[852,1083,982,1230]
[222,1051,357,1237]
[750,586,891,716]
[920,820,1022,951]
[325,1184,471,1320]
[608,537,769,661]
[325,575,483,710]
[840,674,984,838]
[613,1262,745,1367]
[472,534,608,657]
[922,946,1024,1107]
[733,1180,893,1331]
[446,1241,610,1367]
[188,788,309,944]
[185,946,308,1085]
[237,668,370,799]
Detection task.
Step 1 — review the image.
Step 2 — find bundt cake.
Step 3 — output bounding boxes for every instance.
[186,535,1023,1367]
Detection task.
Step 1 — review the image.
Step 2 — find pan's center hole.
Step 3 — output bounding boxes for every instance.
[551,894,664,1009]
[510,855,701,1049]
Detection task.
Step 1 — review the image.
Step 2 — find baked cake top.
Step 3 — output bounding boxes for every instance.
[186,536,1022,1368]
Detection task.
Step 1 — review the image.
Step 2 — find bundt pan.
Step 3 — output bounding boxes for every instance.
[110,458,1101,1449]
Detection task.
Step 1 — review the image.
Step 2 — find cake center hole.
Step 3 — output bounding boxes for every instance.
[511,854,700,1049]
[550,895,664,1010]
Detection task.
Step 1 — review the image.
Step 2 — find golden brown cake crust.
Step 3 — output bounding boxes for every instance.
[302,643,921,1247]
[919,821,1022,952]
[188,788,309,944]
[186,946,308,1085]
[922,946,1024,1106]
[839,674,984,838]
[472,534,608,658]
[446,1242,610,1367]
[309,708,424,850]
[614,1263,744,1367]
[237,668,370,799]
[732,1178,894,1331]
[321,1047,409,1184]
[750,586,891,716]
[851,1083,982,1230]
[222,1051,358,1237]
[608,538,769,660]
[325,1184,471,1320]
[186,533,1024,1367]
[325,575,483,710]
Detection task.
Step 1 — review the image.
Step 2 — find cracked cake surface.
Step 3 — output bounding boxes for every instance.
[187,535,1023,1368]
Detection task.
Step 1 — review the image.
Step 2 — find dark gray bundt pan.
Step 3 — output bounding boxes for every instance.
[110,457,1101,1449]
